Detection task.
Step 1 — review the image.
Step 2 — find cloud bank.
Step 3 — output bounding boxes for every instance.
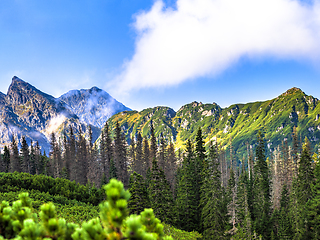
[113,0,320,91]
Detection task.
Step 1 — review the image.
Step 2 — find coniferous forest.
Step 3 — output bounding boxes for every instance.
[1,120,320,240]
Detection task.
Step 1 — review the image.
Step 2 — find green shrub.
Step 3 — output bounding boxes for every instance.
[0,179,173,240]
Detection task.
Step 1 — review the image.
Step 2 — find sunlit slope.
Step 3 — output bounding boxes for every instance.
[108,87,320,156]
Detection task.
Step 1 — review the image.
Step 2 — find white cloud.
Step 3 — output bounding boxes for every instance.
[44,114,66,135]
[112,0,320,91]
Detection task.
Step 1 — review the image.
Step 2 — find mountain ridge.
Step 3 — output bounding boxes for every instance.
[0,77,130,153]
[107,87,320,157]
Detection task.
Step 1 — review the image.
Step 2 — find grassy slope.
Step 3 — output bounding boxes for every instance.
[108,87,320,158]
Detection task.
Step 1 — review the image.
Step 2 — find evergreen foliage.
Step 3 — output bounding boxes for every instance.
[176,140,200,231]
[148,159,174,225]
[10,136,21,173]
[200,143,228,239]
[252,131,271,239]
[128,172,150,215]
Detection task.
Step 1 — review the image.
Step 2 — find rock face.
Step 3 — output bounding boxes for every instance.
[0,77,130,153]
[59,86,131,128]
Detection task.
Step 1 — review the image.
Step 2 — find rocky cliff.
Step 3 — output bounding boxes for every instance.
[0,77,130,153]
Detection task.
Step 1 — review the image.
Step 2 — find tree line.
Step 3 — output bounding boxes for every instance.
[1,121,320,239]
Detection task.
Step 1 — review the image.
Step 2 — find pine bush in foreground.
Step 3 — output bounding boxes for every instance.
[0,179,173,240]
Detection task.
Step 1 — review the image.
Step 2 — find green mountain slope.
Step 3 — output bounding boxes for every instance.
[107,87,320,157]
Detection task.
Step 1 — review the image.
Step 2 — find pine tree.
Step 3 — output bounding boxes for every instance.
[292,137,314,239]
[29,141,36,175]
[10,135,21,173]
[133,132,144,176]
[87,131,100,186]
[76,127,88,184]
[109,158,118,180]
[2,146,10,173]
[34,141,43,174]
[142,136,150,177]
[292,126,299,178]
[252,131,271,239]
[128,172,150,215]
[236,163,254,239]
[49,132,61,178]
[100,122,113,180]
[200,143,228,239]
[157,133,166,171]
[62,132,70,179]
[176,139,199,231]
[227,168,237,229]
[149,121,157,168]
[113,121,129,186]
[20,136,29,173]
[68,126,77,181]
[307,147,320,239]
[148,158,174,225]
[166,141,177,192]
[276,185,293,239]
[0,151,5,172]
[128,134,136,175]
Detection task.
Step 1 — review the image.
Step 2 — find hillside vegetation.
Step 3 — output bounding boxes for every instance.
[0,172,200,240]
[108,87,320,156]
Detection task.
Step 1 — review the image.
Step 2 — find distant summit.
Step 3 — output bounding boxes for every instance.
[0,77,131,152]
[59,86,131,128]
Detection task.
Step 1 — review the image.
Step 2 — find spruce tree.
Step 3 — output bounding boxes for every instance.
[148,158,174,225]
[307,148,320,239]
[227,168,237,229]
[20,136,29,173]
[49,132,60,178]
[109,158,118,180]
[176,139,200,231]
[128,172,150,215]
[10,135,21,173]
[252,131,271,239]
[128,134,136,175]
[200,143,228,239]
[157,133,166,171]
[235,164,254,239]
[292,137,314,239]
[113,121,129,186]
[68,126,77,181]
[133,132,144,176]
[100,122,113,180]
[0,151,5,172]
[166,141,177,192]
[62,132,70,179]
[29,141,36,175]
[3,146,10,173]
[76,127,88,185]
[149,121,157,168]
[276,185,293,239]
[34,141,43,174]
[142,136,150,177]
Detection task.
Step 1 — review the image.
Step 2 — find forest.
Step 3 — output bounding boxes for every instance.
[0,120,320,240]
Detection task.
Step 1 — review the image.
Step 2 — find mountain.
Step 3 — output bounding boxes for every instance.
[107,87,320,157]
[59,87,131,128]
[0,77,129,153]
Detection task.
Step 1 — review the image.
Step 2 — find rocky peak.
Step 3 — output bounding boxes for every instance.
[7,76,56,106]
[281,87,304,97]
[0,92,6,106]
[59,86,131,128]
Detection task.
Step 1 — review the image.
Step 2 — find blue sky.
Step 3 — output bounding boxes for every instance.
[1,0,320,111]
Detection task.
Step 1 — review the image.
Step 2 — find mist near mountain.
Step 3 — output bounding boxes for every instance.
[0,76,130,153]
